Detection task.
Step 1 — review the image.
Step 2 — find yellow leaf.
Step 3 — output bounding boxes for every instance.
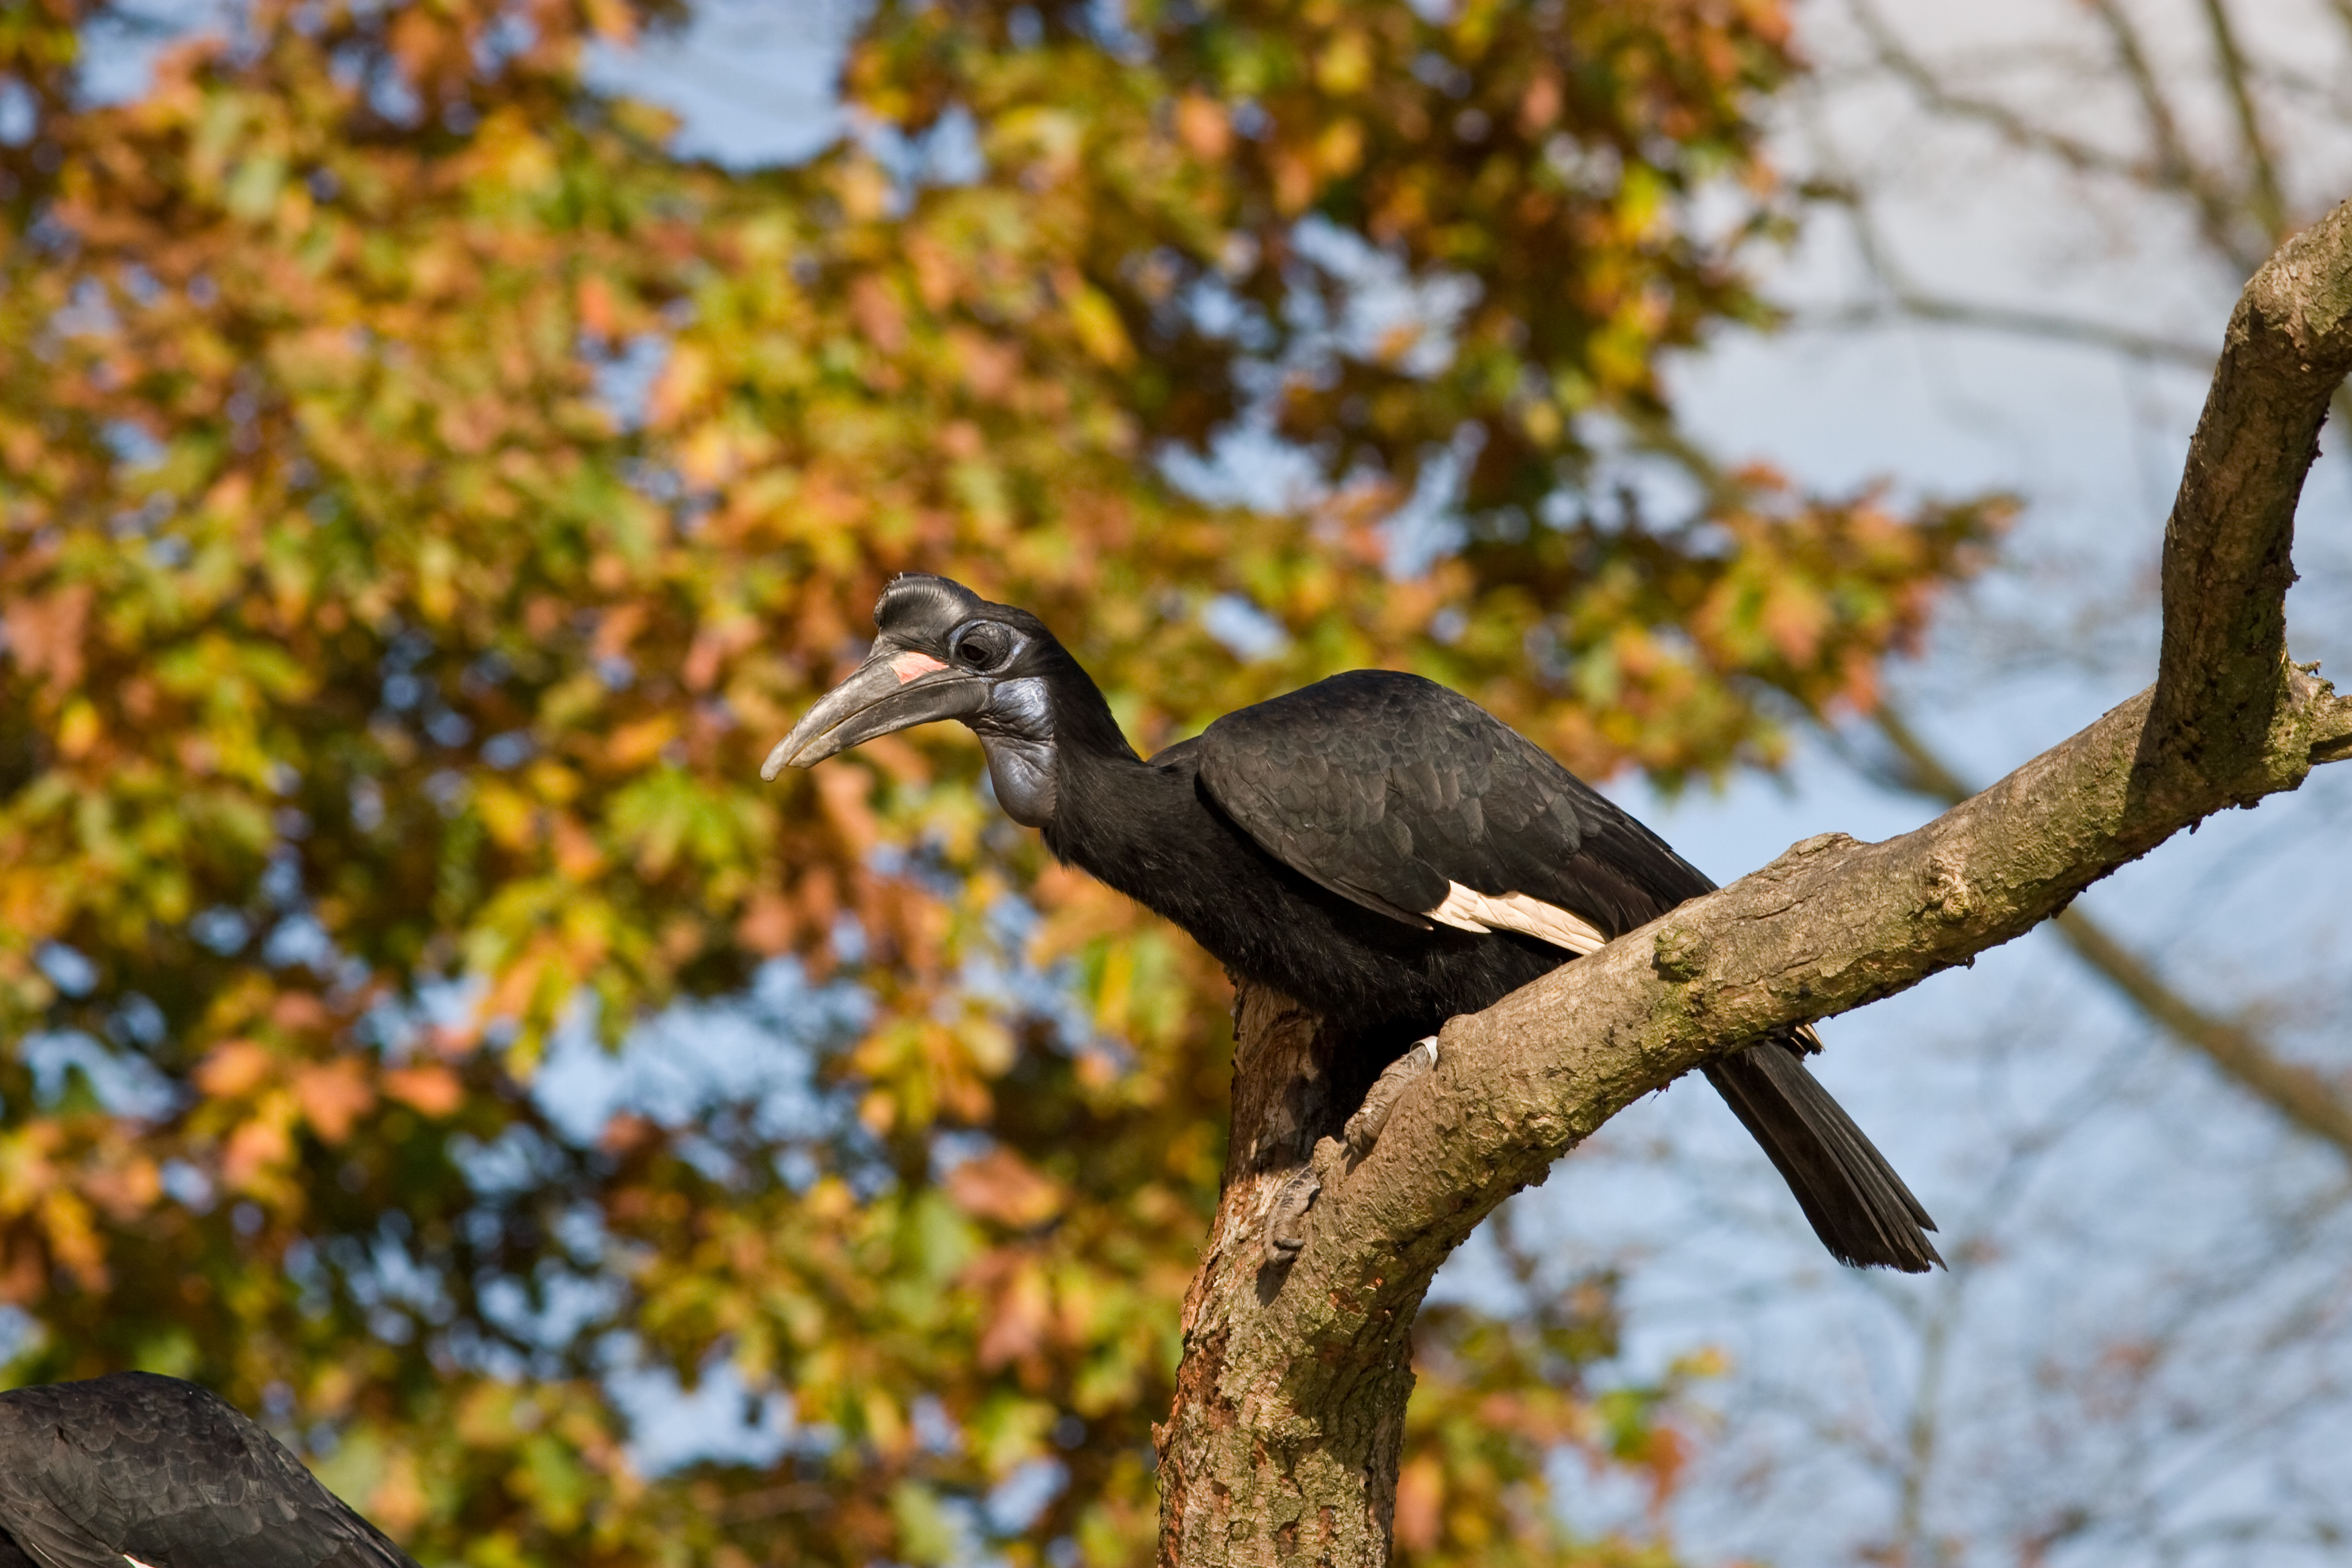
[1062,279,1134,369]
[605,715,677,772]
[1315,30,1373,95]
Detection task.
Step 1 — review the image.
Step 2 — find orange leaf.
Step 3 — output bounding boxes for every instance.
[577,273,618,340]
[1393,1456,1444,1552]
[224,1116,291,1188]
[383,1065,464,1117]
[271,991,331,1033]
[592,603,648,661]
[735,890,796,955]
[194,1040,274,1098]
[294,1059,377,1144]
[1,583,91,691]
[83,1157,162,1222]
[946,1148,1065,1229]
[1174,93,1230,159]
[850,274,908,355]
[976,1255,1052,1370]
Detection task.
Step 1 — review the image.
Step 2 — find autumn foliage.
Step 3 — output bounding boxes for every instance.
[0,1,1996,1563]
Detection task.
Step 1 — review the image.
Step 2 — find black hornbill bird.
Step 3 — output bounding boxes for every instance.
[0,1372,420,1568]
[767,575,1941,1272]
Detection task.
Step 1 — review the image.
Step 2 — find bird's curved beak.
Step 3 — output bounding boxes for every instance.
[762,646,990,778]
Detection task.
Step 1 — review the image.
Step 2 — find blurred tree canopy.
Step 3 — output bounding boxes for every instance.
[0,0,1999,1563]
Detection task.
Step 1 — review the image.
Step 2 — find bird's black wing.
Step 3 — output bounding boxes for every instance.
[1194,670,1942,1273]
[0,1373,420,1568]
[1194,669,1714,944]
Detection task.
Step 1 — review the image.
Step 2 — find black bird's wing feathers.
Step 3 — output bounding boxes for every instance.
[1191,669,1943,1273]
[1706,1044,1943,1271]
[0,1373,420,1568]
[1195,670,1714,938]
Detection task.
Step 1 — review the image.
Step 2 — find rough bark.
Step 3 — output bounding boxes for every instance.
[1152,199,2352,1567]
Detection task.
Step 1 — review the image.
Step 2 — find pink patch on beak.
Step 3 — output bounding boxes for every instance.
[891,650,950,683]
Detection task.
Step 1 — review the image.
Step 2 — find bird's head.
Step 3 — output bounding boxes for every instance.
[763,574,1077,826]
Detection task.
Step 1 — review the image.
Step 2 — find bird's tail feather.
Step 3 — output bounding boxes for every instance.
[1704,1038,1942,1273]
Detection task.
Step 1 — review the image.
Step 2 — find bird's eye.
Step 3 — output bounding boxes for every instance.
[950,622,1016,672]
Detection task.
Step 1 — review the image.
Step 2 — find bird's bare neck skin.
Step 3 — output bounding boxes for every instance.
[971,675,1059,827]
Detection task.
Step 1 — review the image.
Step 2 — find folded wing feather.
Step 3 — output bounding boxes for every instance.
[1425,882,1609,955]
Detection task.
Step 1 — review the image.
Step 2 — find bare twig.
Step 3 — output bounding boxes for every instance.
[1798,297,2214,371]
[1796,178,2214,371]
[1841,0,2148,185]
[2197,0,2290,247]
[2084,0,2269,276]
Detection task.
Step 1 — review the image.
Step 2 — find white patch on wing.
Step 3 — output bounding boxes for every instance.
[1426,882,1608,954]
[125,1556,162,1568]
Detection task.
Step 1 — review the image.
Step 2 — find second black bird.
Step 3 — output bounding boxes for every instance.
[767,575,1940,1272]
[0,1371,420,1568]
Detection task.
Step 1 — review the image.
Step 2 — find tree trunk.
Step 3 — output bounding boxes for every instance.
[1147,197,2352,1567]
[1154,989,1414,1568]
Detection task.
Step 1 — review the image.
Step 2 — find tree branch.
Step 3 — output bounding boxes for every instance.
[1155,197,2352,1567]
[2148,203,2352,797]
[1795,295,2216,371]
[1871,704,2352,1165]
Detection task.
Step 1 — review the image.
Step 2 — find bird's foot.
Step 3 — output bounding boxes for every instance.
[1261,1136,1349,1265]
[1262,1038,1439,1266]
[1344,1036,1439,1160]
[1262,1164,1320,1265]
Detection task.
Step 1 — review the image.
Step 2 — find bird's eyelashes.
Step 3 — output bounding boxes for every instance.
[948,619,1022,673]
